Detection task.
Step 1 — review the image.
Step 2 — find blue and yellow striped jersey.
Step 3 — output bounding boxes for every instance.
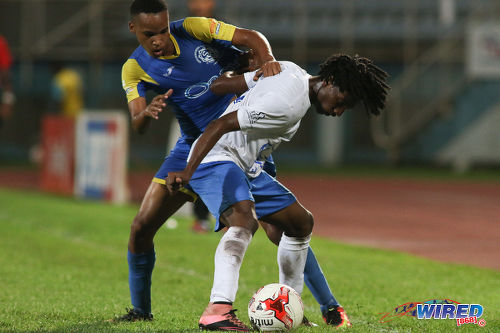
[122,17,241,140]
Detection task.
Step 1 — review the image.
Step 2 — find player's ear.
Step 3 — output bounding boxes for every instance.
[129,21,136,34]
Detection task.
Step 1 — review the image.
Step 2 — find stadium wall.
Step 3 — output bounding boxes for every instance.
[1,61,499,169]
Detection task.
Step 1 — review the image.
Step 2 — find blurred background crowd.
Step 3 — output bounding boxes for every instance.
[1,0,500,173]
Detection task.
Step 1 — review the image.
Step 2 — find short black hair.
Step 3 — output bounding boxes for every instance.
[130,0,168,18]
[318,54,389,116]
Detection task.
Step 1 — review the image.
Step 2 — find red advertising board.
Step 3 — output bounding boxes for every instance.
[39,115,75,195]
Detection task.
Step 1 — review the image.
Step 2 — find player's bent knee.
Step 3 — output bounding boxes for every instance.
[303,210,314,234]
[222,215,259,235]
[130,212,156,241]
[221,201,259,234]
[286,209,314,237]
[261,222,283,246]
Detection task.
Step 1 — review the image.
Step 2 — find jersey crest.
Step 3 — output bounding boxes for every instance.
[194,45,219,64]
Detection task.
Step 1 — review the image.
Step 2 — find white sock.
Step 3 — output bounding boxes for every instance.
[210,226,253,303]
[277,233,311,295]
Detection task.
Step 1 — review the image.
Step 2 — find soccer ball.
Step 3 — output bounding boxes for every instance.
[248,283,304,331]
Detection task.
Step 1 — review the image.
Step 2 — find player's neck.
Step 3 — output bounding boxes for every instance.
[308,76,322,99]
[164,35,177,56]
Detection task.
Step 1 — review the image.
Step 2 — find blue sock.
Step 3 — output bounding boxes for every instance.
[304,246,339,313]
[127,248,156,315]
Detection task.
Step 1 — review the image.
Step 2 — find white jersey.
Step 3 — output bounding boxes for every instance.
[189,61,311,178]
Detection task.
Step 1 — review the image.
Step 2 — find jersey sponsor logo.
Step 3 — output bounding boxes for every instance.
[247,110,266,124]
[163,65,175,77]
[215,22,221,35]
[194,45,218,64]
[184,74,220,99]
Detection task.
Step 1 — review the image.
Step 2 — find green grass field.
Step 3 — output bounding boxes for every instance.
[0,188,498,332]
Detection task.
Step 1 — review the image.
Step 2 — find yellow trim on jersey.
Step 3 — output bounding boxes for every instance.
[159,34,180,60]
[121,59,159,103]
[152,177,198,202]
[152,177,167,185]
[182,17,236,43]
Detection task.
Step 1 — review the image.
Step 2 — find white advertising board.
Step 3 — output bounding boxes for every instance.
[467,22,500,79]
[75,111,129,204]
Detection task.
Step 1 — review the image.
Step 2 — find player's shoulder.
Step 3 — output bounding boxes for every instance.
[125,45,148,63]
[123,44,164,74]
[264,61,310,117]
[280,61,309,85]
[269,61,308,90]
[169,18,190,37]
[170,17,215,40]
[122,50,149,80]
[180,17,235,44]
[181,16,214,32]
[278,61,307,75]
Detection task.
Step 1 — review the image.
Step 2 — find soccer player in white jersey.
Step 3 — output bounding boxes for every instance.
[167,54,389,331]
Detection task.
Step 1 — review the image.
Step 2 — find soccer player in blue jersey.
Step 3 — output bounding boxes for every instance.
[117,0,281,322]
[116,0,346,327]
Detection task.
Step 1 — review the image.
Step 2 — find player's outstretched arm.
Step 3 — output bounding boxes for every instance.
[128,89,173,134]
[211,50,261,96]
[210,71,248,96]
[166,111,240,191]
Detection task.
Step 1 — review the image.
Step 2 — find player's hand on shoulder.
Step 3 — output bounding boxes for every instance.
[166,170,190,193]
[144,89,173,120]
[254,60,281,81]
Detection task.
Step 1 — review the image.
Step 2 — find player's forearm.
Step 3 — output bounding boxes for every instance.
[232,28,275,65]
[129,98,150,134]
[210,72,248,96]
[185,112,240,177]
[128,93,170,134]
[184,120,226,176]
[131,111,152,134]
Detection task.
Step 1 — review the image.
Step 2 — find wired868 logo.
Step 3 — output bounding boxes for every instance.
[417,302,485,327]
[379,299,486,327]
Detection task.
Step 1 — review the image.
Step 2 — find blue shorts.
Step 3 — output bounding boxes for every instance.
[152,138,276,202]
[152,137,197,200]
[188,161,296,231]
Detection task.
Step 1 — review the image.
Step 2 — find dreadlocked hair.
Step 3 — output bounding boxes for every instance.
[130,0,167,18]
[318,54,389,116]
